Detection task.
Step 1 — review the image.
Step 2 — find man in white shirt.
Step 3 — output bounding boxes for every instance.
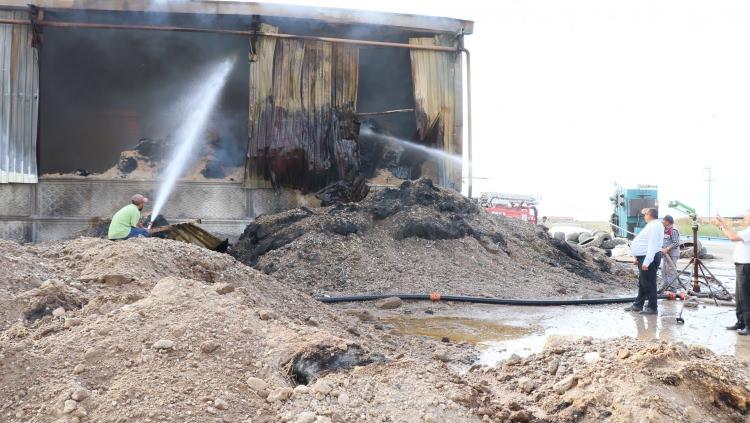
[624,208,664,314]
[717,210,750,335]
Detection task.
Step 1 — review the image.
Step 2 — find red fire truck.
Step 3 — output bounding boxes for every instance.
[479,192,539,224]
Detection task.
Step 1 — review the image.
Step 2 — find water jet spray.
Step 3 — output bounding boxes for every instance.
[359,124,463,166]
[149,56,237,221]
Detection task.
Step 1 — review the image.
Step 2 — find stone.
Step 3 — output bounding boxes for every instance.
[295,411,316,423]
[266,387,293,402]
[73,406,88,418]
[509,410,533,423]
[213,398,228,410]
[306,317,320,327]
[214,283,235,295]
[71,387,89,401]
[547,360,560,375]
[200,340,221,354]
[517,378,537,394]
[246,377,269,393]
[311,379,333,396]
[375,296,403,310]
[63,399,78,414]
[73,364,86,374]
[293,385,310,396]
[337,392,349,405]
[52,307,66,318]
[64,318,82,329]
[83,347,102,361]
[433,351,451,363]
[554,375,578,394]
[618,349,630,359]
[343,309,375,321]
[505,354,522,365]
[258,310,273,321]
[100,274,131,286]
[152,339,175,350]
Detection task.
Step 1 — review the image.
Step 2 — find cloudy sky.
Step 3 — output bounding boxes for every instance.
[260,0,750,219]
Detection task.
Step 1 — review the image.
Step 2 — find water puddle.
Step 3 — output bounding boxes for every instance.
[382,316,534,344]
[383,243,750,367]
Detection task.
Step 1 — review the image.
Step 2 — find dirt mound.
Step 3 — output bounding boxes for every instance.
[0,236,484,422]
[1,236,747,422]
[231,179,634,298]
[464,336,750,422]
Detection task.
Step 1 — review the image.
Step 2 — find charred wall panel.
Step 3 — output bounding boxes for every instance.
[410,36,461,191]
[244,30,359,192]
[0,11,39,184]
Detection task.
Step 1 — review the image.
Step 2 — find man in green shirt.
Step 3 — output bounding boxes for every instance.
[108,194,149,240]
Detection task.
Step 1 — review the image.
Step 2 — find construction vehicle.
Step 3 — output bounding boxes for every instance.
[609,184,658,239]
[479,192,538,224]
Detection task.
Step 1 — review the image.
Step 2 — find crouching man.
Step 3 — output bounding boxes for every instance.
[108,194,149,240]
[625,208,664,315]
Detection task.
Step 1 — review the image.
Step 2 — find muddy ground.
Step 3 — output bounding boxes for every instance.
[1,238,749,422]
[2,182,750,422]
[231,179,634,299]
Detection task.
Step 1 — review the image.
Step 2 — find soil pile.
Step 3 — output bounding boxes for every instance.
[231,179,634,298]
[464,336,750,422]
[1,237,748,422]
[0,237,477,422]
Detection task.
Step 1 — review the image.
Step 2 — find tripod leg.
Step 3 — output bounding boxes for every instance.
[699,261,731,296]
[697,264,719,306]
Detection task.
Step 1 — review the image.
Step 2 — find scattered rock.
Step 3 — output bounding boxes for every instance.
[71,387,89,401]
[258,310,273,321]
[152,339,175,350]
[200,340,220,354]
[375,296,403,309]
[214,283,234,295]
[73,364,86,374]
[63,399,78,414]
[433,350,451,363]
[344,309,375,321]
[554,375,578,394]
[517,377,537,394]
[246,377,269,394]
[99,274,131,286]
[52,307,66,317]
[295,411,317,423]
[509,409,533,422]
[213,397,228,410]
[266,387,293,402]
[310,379,333,396]
[618,348,630,359]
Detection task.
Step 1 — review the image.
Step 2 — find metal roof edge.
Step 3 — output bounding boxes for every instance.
[0,0,474,35]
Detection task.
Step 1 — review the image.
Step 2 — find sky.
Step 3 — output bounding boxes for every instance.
[256,0,750,220]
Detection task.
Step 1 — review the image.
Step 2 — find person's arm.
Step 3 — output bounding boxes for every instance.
[665,229,680,252]
[717,216,746,241]
[643,224,661,267]
[130,206,142,229]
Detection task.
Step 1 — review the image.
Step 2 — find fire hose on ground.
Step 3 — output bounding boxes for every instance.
[316,293,673,306]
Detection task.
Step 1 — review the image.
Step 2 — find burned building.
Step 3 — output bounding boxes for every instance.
[0,0,473,242]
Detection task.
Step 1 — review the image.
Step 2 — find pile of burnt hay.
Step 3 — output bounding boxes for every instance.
[230,179,633,298]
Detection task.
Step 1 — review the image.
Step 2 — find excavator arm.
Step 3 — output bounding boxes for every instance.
[667,200,697,220]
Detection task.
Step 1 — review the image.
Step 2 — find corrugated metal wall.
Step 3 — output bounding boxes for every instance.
[0,11,38,184]
[410,36,461,191]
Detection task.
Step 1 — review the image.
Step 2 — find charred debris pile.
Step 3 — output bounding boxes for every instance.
[230,179,633,298]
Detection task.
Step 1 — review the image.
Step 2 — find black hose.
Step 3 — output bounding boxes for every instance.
[316,293,671,306]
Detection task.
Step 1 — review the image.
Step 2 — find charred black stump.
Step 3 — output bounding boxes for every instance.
[288,344,386,386]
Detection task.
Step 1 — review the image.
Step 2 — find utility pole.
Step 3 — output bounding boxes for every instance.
[703,166,714,219]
